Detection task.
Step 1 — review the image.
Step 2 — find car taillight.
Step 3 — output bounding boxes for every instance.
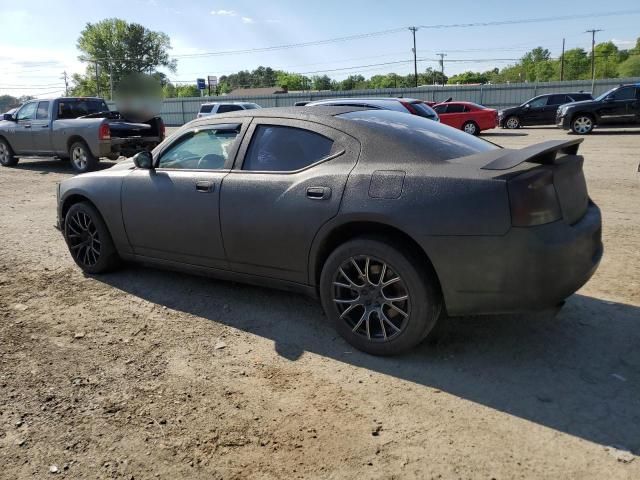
[400,100,418,115]
[508,169,561,226]
[159,119,166,140]
[98,123,110,140]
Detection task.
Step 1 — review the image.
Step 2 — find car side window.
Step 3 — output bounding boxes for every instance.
[199,105,214,113]
[612,87,635,101]
[217,104,244,113]
[548,95,568,105]
[445,104,465,113]
[529,97,548,108]
[16,102,37,121]
[434,105,447,114]
[242,125,334,172]
[36,101,50,120]
[158,127,240,170]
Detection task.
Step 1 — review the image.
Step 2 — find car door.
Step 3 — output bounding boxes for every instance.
[634,87,640,123]
[11,101,37,153]
[121,121,248,269]
[599,86,636,124]
[220,118,360,284]
[30,101,52,153]
[543,95,570,124]
[522,96,548,125]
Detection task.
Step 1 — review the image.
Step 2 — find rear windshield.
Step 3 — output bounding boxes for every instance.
[199,105,214,113]
[338,110,498,160]
[57,99,109,119]
[242,103,260,110]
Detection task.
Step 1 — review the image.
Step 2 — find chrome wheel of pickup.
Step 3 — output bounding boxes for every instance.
[68,141,97,173]
[0,139,18,166]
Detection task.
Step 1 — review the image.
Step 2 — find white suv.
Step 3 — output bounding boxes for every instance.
[197,102,261,118]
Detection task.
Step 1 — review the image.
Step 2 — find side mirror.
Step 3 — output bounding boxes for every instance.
[604,95,615,102]
[523,104,530,109]
[3,113,16,121]
[132,150,153,169]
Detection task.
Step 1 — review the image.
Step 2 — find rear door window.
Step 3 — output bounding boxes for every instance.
[548,95,569,105]
[217,104,244,113]
[199,105,214,113]
[36,101,50,120]
[568,93,591,101]
[444,104,466,113]
[242,125,334,172]
[612,87,635,101]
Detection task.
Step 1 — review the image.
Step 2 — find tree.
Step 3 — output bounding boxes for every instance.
[594,42,621,79]
[311,75,333,90]
[618,55,640,77]
[448,71,488,84]
[0,95,20,112]
[72,18,176,97]
[561,48,590,80]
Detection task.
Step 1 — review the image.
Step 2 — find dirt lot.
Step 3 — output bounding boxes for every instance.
[1,126,639,479]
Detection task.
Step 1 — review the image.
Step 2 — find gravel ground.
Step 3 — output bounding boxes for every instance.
[0,126,639,479]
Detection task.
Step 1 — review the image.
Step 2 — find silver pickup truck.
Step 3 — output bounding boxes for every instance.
[0,97,165,173]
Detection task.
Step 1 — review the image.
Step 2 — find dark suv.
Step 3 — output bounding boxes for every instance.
[557,83,640,134]
[499,92,593,129]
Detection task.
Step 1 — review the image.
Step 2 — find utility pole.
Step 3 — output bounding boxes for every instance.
[409,27,419,87]
[560,38,565,81]
[61,71,69,96]
[94,59,100,97]
[437,53,447,86]
[108,55,113,100]
[585,29,602,92]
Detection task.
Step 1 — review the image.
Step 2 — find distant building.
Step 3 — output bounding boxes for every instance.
[229,87,287,96]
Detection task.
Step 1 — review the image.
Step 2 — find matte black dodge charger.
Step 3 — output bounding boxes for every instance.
[57,107,602,355]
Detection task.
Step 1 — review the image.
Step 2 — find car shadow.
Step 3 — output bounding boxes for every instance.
[95,265,640,454]
[10,157,118,174]
[481,131,529,137]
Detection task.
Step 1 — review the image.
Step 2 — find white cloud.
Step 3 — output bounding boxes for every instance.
[611,38,635,48]
[241,17,255,24]
[211,9,236,16]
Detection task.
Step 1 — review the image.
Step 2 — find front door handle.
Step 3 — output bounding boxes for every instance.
[306,186,331,200]
[23,124,31,129]
[195,181,214,193]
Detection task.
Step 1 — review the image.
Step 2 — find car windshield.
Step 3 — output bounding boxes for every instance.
[338,110,498,161]
[594,88,617,101]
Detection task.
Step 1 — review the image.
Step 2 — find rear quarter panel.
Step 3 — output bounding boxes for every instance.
[52,118,106,157]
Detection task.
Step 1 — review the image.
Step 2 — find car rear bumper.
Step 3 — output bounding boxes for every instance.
[425,201,603,315]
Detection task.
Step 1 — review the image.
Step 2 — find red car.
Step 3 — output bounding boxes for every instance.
[433,101,498,135]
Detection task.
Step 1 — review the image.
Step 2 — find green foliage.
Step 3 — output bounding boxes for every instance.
[618,55,640,77]
[0,95,20,112]
[71,18,176,98]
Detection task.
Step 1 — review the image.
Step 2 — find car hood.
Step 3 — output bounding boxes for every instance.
[562,99,596,109]
[499,106,520,115]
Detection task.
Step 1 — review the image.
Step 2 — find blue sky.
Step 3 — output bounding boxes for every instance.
[1,0,639,97]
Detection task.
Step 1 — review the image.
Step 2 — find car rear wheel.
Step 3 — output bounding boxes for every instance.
[571,115,594,134]
[0,138,18,167]
[504,116,520,129]
[320,236,442,356]
[69,141,98,173]
[462,121,480,136]
[64,202,120,274]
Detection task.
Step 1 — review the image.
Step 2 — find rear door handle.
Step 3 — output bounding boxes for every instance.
[195,181,214,193]
[306,186,331,200]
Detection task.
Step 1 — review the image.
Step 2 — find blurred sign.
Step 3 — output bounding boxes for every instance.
[197,78,206,90]
[208,76,218,87]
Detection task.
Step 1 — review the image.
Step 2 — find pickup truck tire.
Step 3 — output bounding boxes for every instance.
[64,201,120,274]
[69,141,98,173]
[0,138,18,167]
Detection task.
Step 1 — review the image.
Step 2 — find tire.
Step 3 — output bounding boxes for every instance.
[64,202,120,274]
[571,114,594,135]
[69,141,98,173]
[0,138,18,167]
[319,236,442,356]
[504,116,520,129]
[462,121,480,136]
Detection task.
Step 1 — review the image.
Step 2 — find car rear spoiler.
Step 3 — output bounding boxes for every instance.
[481,138,583,170]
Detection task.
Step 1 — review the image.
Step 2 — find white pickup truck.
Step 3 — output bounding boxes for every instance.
[0,97,165,173]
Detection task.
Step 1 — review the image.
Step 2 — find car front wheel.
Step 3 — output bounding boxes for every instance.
[571,115,594,134]
[320,236,442,356]
[64,202,120,274]
[504,116,520,129]
[0,138,18,167]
